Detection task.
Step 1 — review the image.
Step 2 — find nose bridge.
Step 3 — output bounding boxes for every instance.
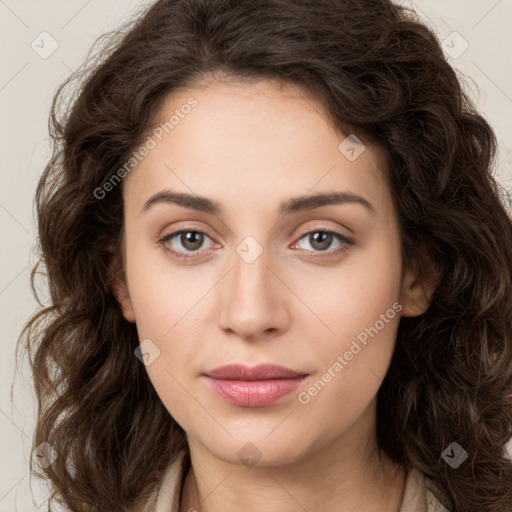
[217,234,286,338]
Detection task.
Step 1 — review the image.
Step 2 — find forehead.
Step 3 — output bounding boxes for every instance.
[123,79,393,219]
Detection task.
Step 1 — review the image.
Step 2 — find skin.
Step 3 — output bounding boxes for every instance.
[112,77,435,512]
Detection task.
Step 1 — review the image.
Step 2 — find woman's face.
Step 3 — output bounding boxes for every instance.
[114,78,427,466]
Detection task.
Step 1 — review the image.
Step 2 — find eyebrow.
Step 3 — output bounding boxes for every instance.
[141,189,376,216]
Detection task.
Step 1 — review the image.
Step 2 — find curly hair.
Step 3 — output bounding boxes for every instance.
[16,0,512,510]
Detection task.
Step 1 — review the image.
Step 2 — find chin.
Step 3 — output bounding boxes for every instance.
[198,433,312,468]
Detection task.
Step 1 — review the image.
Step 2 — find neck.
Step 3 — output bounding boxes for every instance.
[179,403,406,512]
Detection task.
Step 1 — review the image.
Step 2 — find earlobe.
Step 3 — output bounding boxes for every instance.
[109,253,136,323]
[400,246,440,317]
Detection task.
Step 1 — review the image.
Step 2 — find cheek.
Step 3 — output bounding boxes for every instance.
[293,242,403,401]
[124,237,203,335]
[295,297,401,436]
[292,241,403,347]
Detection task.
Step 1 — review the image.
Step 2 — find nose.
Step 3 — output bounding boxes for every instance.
[217,243,290,341]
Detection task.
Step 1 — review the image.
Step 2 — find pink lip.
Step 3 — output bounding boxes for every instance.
[203,364,309,407]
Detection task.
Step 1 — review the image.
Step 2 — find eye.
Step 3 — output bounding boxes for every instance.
[291,229,354,259]
[159,227,354,262]
[159,229,217,261]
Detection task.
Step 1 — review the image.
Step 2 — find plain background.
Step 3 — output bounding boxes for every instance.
[1,1,511,510]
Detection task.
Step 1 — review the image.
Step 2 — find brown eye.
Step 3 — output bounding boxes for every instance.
[160,229,216,261]
[179,231,204,251]
[291,229,354,260]
[307,231,333,251]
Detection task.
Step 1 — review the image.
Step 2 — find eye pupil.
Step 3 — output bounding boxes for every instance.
[310,232,332,251]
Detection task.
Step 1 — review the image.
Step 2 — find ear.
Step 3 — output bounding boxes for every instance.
[399,244,440,317]
[109,249,136,323]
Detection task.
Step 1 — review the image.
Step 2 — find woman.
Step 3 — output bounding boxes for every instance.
[19,0,512,511]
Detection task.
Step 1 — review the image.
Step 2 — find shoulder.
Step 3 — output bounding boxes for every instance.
[133,449,189,512]
[400,466,452,512]
[425,476,452,512]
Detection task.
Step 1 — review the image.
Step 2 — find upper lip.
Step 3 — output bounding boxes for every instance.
[203,364,308,381]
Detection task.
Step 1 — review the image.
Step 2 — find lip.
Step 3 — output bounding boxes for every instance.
[202,364,309,408]
[204,363,308,380]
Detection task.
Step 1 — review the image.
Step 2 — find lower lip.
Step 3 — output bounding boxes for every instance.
[204,376,307,407]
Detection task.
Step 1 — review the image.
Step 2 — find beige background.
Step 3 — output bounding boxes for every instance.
[1,1,511,510]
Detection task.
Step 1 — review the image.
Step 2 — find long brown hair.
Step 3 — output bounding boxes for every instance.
[16,0,512,510]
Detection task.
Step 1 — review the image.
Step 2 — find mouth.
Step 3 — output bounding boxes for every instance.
[202,364,309,408]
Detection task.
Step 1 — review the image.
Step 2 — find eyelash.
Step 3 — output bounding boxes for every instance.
[159,227,354,262]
